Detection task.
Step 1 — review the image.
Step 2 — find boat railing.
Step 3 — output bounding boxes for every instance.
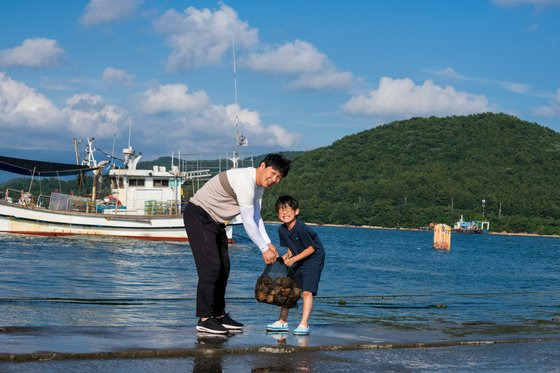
[3,188,182,216]
[144,200,181,215]
[3,188,35,208]
[36,194,51,209]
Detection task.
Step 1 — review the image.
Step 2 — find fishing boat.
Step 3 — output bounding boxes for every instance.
[0,138,243,241]
[452,215,490,234]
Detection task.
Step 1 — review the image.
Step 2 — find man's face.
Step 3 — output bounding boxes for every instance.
[257,164,283,188]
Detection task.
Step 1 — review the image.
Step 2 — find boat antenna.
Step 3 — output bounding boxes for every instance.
[231,34,248,169]
[111,119,117,166]
[128,118,132,148]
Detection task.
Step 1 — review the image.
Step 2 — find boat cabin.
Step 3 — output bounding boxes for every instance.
[108,165,183,215]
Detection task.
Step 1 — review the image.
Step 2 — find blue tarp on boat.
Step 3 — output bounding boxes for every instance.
[0,155,97,177]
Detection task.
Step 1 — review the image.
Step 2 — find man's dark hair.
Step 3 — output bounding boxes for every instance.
[275,195,299,213]
[261,153,291,177]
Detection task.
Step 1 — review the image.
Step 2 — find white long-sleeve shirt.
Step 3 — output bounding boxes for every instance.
[189,167,272,252]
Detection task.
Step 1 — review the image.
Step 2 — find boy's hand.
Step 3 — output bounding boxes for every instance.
[284,257,296,266]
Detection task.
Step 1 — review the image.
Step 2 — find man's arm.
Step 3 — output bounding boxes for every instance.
[239,206,278,263]
[254,198,272,243]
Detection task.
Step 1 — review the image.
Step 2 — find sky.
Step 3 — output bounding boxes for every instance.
[1,0,560,161]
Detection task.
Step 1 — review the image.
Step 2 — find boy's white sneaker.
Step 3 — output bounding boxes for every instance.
[293,324,309,335]
[266,321,289,332]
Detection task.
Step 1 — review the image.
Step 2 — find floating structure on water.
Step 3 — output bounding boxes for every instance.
[433,223,451,250]
[452,215,490,234]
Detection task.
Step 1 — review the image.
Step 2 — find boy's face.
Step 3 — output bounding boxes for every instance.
[256,163,283,188]
[276,204,299,226]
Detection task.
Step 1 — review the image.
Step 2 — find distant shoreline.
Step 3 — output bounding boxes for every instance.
[265,221,560,238]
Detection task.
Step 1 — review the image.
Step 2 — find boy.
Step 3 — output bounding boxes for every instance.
[266,195,325,335]
[184,154,290,334]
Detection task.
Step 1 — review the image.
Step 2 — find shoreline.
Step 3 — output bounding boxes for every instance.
[265,221,560,238]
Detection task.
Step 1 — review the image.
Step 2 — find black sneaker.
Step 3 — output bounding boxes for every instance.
[196,317,228,334]
[217,313,244,330]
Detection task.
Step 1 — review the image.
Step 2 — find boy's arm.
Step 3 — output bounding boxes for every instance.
[281,248,293,261]
[284,245,315,267]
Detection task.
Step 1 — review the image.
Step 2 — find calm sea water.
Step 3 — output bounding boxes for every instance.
[1,226,560,348]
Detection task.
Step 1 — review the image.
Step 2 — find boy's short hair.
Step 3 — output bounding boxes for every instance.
[261,153,291,178]
[275,195,299,212]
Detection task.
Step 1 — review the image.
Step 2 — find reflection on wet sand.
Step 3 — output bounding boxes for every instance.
[193,332,229,373]
[295,335,308,347]
[266,331,287,345]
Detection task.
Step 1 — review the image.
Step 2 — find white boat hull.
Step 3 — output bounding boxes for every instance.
[0,201,233,242]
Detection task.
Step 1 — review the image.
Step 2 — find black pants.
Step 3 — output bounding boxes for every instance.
[183,203,230,318]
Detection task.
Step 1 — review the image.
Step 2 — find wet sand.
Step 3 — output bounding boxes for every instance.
[1,323,559,371]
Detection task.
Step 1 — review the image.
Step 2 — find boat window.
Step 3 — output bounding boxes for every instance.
[110,177,124,189]
[153,179,169,187]
[129,178,145,187]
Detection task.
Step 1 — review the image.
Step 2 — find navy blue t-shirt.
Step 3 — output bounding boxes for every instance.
[278,219,325,270]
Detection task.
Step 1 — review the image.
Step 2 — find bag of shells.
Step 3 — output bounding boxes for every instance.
[254,257,301,308]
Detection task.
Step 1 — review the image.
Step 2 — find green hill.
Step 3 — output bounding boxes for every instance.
[261,113,560,235]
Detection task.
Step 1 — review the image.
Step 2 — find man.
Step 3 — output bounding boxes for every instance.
[183,153,291,334]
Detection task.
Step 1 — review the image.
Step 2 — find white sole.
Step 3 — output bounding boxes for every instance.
[222,324,244,330]
[266,328,289,332]
[196,325,228,334]
[196,332,228,338]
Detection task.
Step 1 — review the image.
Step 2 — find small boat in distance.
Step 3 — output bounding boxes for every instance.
[0,138,244,241]
[452,215,490,234]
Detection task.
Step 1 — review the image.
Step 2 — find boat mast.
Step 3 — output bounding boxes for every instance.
[230,35,248,169]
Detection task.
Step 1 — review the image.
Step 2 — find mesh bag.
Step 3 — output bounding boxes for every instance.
[254,258,301,308]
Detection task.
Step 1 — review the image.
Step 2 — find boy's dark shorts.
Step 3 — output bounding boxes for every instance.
[294,267,323,296]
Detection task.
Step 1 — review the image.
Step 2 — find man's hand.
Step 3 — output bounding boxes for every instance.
[262,244,278,264]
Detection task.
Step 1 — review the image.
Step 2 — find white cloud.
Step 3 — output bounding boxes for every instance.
[0,38,65,68]
[223,104,300,148]
[426,67,531,95]
[343,77,492,118]
[0,73,298,152]
[242,40,330,75]
[81,0,143,26]
[0,73,128,148]
[438,67,461,79]
[135,83,299,151]
[289,71,355,91]
[183,101,300,149]
[0,72,62,128]
[154,3,258,71]
[242,40,355,91]
[63,93,127,138]
[492,0,560,6]
[102,67,135,86]
[138,83,209,114]
[499,81,530,94]
[534,89,560,116]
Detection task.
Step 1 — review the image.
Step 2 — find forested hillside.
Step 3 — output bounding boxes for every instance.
[261,113,560,235]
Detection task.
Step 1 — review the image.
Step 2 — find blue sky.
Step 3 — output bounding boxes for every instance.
[1,0,559,160]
